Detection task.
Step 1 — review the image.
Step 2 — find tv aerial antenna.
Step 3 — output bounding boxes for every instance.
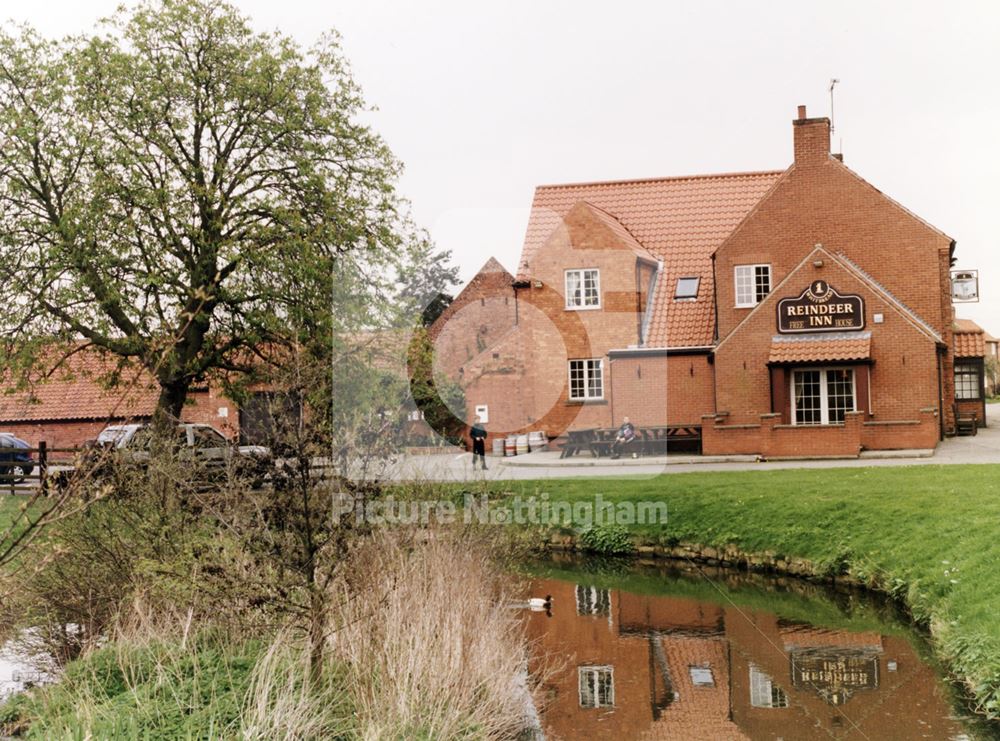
[829,78,842,153]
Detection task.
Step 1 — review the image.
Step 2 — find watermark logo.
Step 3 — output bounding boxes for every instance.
[333,491,668,528]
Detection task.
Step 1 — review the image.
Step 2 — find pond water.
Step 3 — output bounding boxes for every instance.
[0,628,57,700]
[521,556,997,741]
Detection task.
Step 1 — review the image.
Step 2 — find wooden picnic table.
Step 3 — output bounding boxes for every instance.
[560,424,704,459]
[559,428,597,458]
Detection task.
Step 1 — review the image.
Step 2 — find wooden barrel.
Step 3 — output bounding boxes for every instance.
[528,431,547,452]
[516,434,529,455]
[504,436,517,456]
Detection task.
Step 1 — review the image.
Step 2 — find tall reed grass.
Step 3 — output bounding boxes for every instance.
[328,530,538,740]
[1,530,540,740]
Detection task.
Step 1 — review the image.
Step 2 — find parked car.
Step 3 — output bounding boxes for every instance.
[0,433,36,483]
[91,423,271,481]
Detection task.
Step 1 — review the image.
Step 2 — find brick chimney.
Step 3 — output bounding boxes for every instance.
[793,104,831,165]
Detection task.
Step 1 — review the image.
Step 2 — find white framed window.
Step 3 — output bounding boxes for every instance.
[749,664,788,708]
[675,276,700,300]
[792,367,856,425]
[578,666,614,708]
[575,585,611,616]
[955,363,982,400]
[565,269,601,309]
[569,359,604,401]
[735,264,771,307]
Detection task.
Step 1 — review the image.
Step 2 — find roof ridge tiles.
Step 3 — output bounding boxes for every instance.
[534,169,786,191]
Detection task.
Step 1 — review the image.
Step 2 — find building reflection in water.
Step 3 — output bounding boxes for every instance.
[524,576,969,741]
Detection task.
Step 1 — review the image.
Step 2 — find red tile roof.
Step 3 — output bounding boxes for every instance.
[579,202,658,264]
[955,334,985,358]
[517,171,784,346]
[0,348,161,423]
[954,318,983,333]
[954,318,986,358]
[641,635,749,741]
[767,333,872,364]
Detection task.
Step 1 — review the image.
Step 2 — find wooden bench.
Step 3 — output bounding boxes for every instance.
[560,428,597,458]
[641,427,669,456]
[640,426,703,455]
[954,405,978,436]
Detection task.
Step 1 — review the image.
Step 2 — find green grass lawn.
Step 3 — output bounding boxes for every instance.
[0,494,30,530]
[487,464,1000,717]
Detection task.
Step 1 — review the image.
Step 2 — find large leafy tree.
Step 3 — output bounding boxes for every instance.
[0,0,411,417]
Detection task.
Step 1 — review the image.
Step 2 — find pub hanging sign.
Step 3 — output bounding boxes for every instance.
[777,280,865,334]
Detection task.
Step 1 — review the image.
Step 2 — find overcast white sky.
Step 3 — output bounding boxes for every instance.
[5,0,999,329]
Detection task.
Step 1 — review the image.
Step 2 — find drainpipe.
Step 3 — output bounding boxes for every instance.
[937,348,945,440]
[608,357,615,427]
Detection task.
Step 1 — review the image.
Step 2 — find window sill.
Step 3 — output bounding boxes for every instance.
[565,305,602,311]
[775,423,845,429]
[566,399,608,406]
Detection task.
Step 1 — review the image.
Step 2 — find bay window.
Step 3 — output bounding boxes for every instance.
[792,368,856,425]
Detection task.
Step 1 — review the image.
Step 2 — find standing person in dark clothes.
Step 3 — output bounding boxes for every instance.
[470,415,488,470]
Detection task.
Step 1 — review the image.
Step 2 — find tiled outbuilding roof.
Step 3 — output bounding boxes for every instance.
[517,171,784,346]
[767,332,872,364]
[0,348,160,423]
[954,318,986,358]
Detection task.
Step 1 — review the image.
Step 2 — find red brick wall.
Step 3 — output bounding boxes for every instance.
[715,118,952,343]
[514,205,652,437]
[703,408,939,457]
[0,420,111,456]
[714,111,955,433]
[430,283,517,381]
[609,356,667,427]
[713,251,941,433]
[862,409,940,449]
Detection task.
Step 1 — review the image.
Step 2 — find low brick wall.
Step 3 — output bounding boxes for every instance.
[702,408,939,457]
[862,408,940,450]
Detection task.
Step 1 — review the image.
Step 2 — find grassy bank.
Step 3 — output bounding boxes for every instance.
[485,464,1000,718]
[1,517,533,739]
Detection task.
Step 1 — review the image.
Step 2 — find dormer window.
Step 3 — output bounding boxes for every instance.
[565,269,600,309]
[675,276,700,300]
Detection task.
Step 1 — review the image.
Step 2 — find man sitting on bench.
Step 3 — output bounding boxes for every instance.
[610,417,637,459]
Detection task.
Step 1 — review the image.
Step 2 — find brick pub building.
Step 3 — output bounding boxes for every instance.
[431,106,982,457]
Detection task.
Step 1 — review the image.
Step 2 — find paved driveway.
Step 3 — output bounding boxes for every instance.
[386,403,1000,482]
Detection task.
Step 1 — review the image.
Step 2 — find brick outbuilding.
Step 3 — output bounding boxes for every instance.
[0,347,239,453]
[432,106,973,457]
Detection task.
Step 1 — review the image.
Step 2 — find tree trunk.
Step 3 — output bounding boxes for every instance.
[308,586,326,687]
[155,379,189,424]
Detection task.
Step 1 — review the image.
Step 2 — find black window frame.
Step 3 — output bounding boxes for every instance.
[955,360,984,400]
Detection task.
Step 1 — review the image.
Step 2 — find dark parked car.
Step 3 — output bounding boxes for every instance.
[0,433,36,482]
